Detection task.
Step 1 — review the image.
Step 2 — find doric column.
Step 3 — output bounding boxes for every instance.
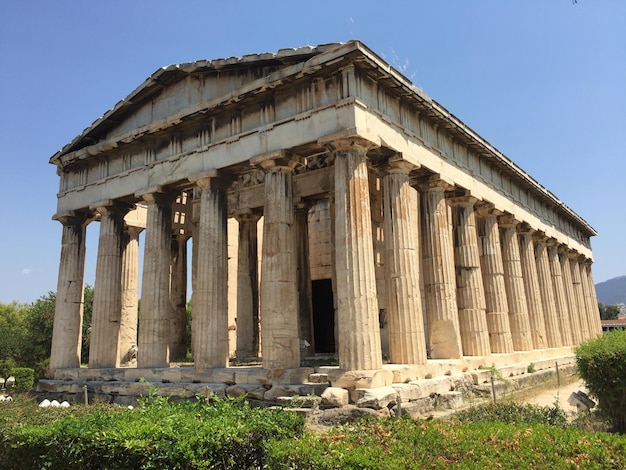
[578,257,599,339]
[234,209,261,358]
[89,202,130,368]
[560,246,582,345]
[50,212,88,371]
[569,252,591,341]
[254,151,300,370]
[191,172,229,369]
[449,195,491,356]
[534,235,562,348]
[419,177,462,359]
[476,205,514,353]
[498,215,533,351]
[584,261,602,337]
[137,189,173,368]
[119,225,141,365]
[382,158,426,365]
[332,139,382,370]
[547,241,573,346]
[295,201,315,357]
[517,226,548,349]
[169,233,189,361]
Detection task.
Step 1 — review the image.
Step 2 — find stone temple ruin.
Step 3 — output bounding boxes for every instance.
[41,41,601,409]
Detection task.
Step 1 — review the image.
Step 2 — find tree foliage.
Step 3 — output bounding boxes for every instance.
[598,302,621,320]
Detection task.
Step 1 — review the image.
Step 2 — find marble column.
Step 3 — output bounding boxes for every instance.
[476,205,514,353]
[295,202,315,357]
[333,140,382,370]
[498,216,533,351]
[169,233,189,361]
[192,173,229,369]
[534,235,562,348]
[234,210,261,359]
[517,227,548,349]
[560,246,582,345]
[584,261,602,337]
[50,212,88,371]
[547,241,573,346]
[419,177,462,359]
[137,190,173,368]
[578,258,598,339]
[256,153,300,370]
[119,226,141,365]
[569,252,590,341]
[449,195,491,356]
[382,158,426,365]
[89,203,130,368]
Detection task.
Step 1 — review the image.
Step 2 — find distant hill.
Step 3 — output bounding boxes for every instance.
[595,275,626,305]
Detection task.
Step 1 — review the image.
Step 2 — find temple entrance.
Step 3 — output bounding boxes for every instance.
[311,279,335,353]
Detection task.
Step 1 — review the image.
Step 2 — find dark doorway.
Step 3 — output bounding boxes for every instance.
[311,279,335,353]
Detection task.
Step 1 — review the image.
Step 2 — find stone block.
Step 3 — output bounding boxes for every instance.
[383,364,420,383]
[394,397,435,417]
[211,368,236,384]
[329,369,394,389]
[391,383,426,401]
[308,373,329,384]
[180,369,214,383]
[226,384,266,400]
[435,391,464,410]
[270,367,315,385]
[321,387,350,407]
[353,386,398,410]
[234,367,270,385]
[471,369,492,385]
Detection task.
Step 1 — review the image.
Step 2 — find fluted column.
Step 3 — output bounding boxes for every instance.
[560,246,581,345]
[584,261,602,337]
[476,205,514,353]
[449,195,491,356]
[534,235,562,348]
[547,241,573,346]
[234,210,261,358]
[517,227,547,349]
[578,258,599,339]
[50,212,88,371]
[89,203,130,368]
[119,226,141,365]
[192,173,229,369]
[498,216,533,351]
[169,233,189,361]
[382,158,426,365]
[332,140,382,370]
[295,202,315,357]
[255,152,300,370]
[569,252,590,341]
[137,190,173,368]
[419,177,462,359]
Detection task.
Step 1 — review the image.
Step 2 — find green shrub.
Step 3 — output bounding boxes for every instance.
[576,330,626,432]
[453,401,568,427]
[9,367,34,391]
[0,357,16,379]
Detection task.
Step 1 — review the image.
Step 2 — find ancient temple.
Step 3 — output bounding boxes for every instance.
[44,41,601,402]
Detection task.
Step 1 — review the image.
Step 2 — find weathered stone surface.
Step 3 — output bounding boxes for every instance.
[321,387,350,407]
[328,369,394,389]
[353,386,398,410]
[226,384,266,400]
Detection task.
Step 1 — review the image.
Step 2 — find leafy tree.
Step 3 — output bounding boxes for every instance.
[598,302,620,321]
[0,302,28,363]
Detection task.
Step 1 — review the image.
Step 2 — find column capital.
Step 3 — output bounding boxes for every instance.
[135,186,175,204]
[516,222,536,236]
[384,154,419,175]
[250,149,303,172]
[317,128,380,154]
[475,202,503,218]
[532,231,549,244]
[233,208,262,223]
[545,237,560,248]
[498,213,520,228]
[447,193,479,207]
[189,169,232,190]
[415,174,455,192]
[53,209,92,227]
[90,200,134,217]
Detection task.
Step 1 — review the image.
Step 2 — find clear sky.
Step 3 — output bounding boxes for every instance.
[1,1,624,304]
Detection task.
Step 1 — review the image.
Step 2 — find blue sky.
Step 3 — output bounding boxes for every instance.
[1,1,624,303]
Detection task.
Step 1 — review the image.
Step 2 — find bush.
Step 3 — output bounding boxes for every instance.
[576,330,626,432]
[0,357,16,380]
[9,367,34,392]
[453,401,568,427]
